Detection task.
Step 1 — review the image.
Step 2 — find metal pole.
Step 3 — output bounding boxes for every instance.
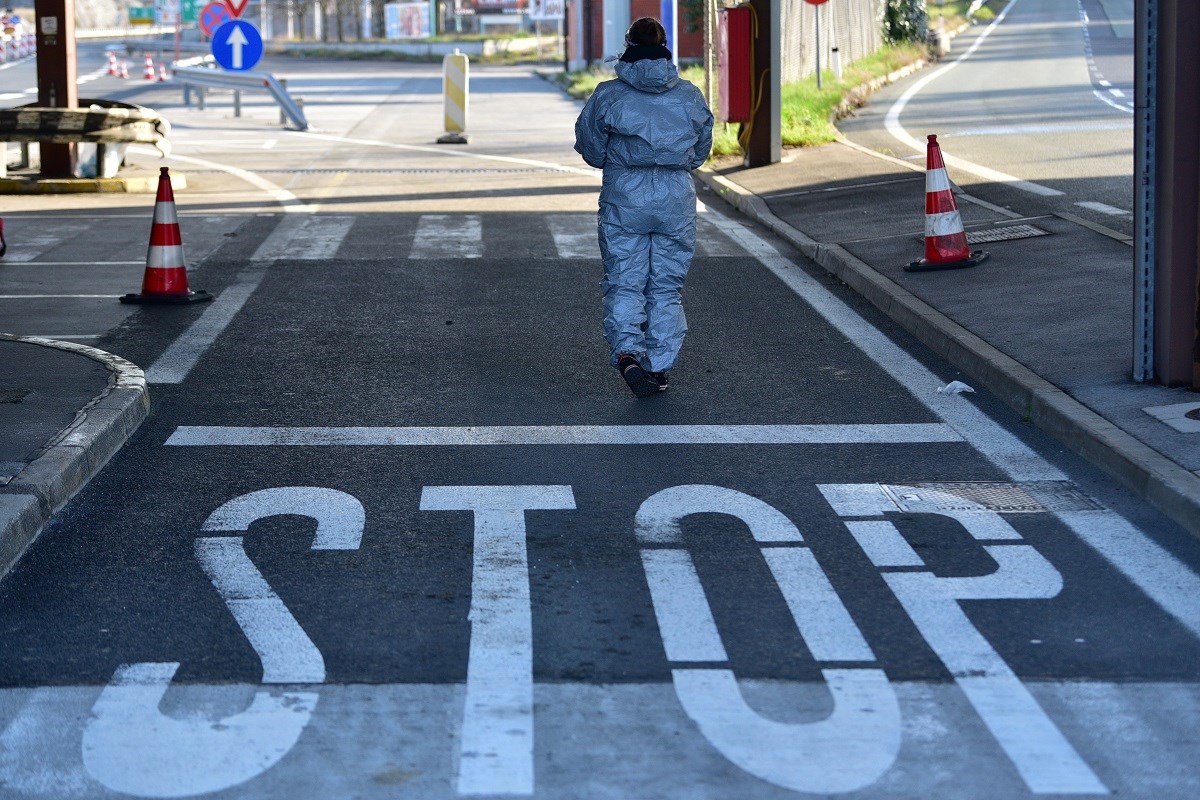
[1133,0,1157,381]
[703,0,713,106]
[815,3,822,89]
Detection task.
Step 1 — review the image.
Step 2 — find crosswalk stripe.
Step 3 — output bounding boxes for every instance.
[410,214,482,259]
[546,214,598,259]
[0,221,92,262]
[272,216,356,260]
[545,215,745,260]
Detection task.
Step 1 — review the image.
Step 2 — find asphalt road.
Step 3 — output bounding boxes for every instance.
[839,0,1135,237]
[2,49,1199,799]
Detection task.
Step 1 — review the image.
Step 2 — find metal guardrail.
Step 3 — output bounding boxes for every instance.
[172,62,308,131]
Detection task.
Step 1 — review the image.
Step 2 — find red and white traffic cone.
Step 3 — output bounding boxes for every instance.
[106,51,118,76]
[120,168,212,305]
[906,134,989,272]
[158,64,168,82]
[119,60,129,79]
[143,53,155,80]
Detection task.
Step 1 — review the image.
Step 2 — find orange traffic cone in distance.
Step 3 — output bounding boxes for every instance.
[120,168,213,305]
[143,54,155,80]
[106,51,118,76]
[158,65,168,82]
[120,61,129,79]
[906,134,989,272]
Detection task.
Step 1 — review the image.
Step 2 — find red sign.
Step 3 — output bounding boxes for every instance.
[200,1,232,35]
[803,0,830,4]
[223,0,250,18]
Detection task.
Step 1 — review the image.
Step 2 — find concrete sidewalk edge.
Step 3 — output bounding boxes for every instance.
[0,335,150,580]
[697,167,1200,538]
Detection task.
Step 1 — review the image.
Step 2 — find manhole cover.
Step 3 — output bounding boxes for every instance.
[966,224,1051,244]
[881,481,1104,513]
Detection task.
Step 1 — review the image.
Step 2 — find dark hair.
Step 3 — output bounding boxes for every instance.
[625,17,667,47]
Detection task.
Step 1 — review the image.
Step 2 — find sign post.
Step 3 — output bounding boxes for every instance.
[804,0,828,89]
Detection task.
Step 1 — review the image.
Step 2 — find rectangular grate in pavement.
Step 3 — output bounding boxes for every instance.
[881,481,1105,513]
[965,224,1051,244]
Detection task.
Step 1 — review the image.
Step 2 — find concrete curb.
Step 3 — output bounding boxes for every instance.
[0,173,185,195]
[0,336,150,579]
[697,167,1200,537]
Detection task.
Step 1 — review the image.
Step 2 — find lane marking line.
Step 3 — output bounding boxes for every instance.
[163,424,964,446]
[884,0,1068,198]
[145,269,265,384]
[1075,200,1132,216]
[129,146,317,213]
[291,130,601,178]
[696,202,1200,645]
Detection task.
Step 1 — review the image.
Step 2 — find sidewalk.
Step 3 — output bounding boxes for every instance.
[0,336,148,577]
[698,139,1200,536]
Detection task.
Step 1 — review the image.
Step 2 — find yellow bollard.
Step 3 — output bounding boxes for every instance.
[438,49,469,144]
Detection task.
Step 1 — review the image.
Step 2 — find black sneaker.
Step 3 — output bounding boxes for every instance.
[617,353,659,398]
[649,371,670,391]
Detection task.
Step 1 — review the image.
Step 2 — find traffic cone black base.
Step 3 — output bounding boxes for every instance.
[906,249,989,272]
[120,289,213,305]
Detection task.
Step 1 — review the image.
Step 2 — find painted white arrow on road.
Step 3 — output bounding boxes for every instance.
[227,24,249,69]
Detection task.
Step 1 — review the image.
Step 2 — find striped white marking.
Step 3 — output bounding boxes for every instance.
[763,547,877,661]
[420,486,576,797]
[163,423,963,447]
[698,203,1200,643]
[83,663,318,797]
[950,121,1132,136]
[883,0,1067,198]
[635,485,900,793]
[640,549,729,661]
[845,520,926,567]
[1109,88,1125,98]
[546,214,598,259]
[926,210,965,238]
[925,167,952,193]
[0,92,25,99]
[145,269,265,384]
[270,216,354,260]
[129,147,316,213]
[1075,200,1132,216]
[1098,79,1111,87]
[695,217,745,257]
[958,674,1108,794]
[0,220,91,262]
[294,131,600,178]
[195,537,325,684]
[410,214,482,259]
[9,261,144,265]
[546,215,745,259]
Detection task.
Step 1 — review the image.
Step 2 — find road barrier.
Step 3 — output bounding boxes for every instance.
[0,99,171,179]
[437,49,469,145]
[173,62,308,131]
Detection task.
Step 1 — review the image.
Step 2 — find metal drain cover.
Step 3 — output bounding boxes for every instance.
[881,481,1104,513]
[966,224,1051,244]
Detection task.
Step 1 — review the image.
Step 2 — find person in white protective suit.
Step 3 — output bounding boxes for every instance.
[574,17,714,398]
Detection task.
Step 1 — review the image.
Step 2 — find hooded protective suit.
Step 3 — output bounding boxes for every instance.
[574,54,714,372]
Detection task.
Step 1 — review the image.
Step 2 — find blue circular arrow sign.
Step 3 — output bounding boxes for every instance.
[211,19,263,72]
